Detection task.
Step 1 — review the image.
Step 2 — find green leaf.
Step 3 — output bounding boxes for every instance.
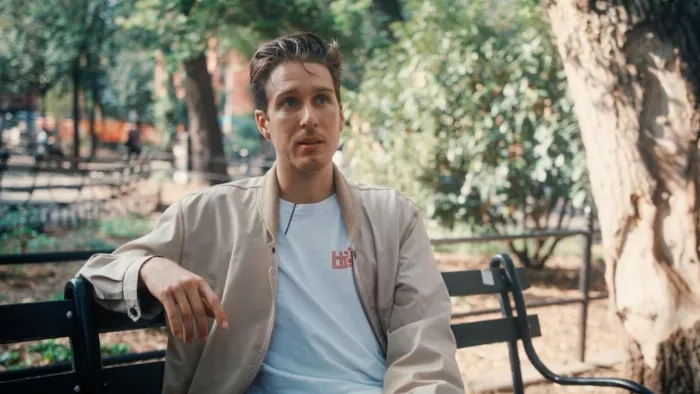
[345,0,590,252]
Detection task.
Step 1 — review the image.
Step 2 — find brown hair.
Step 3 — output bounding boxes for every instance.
[249,32,343,114]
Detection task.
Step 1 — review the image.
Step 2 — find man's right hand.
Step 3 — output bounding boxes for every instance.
[139,257,229,343]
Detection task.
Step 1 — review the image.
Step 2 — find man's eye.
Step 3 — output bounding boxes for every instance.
[315,95,329,104]
[282,98,298,107]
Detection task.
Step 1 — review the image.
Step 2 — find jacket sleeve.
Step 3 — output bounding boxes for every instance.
[77,200,185,322]
[383,206,465,394]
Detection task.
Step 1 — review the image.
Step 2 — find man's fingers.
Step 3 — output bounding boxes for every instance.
[186,285,209,342]
[199,282,229,330]
[161,294,183,341]
[173,290,194,343]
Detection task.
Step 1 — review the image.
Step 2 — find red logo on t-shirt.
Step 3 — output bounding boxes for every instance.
[331,247,353,269]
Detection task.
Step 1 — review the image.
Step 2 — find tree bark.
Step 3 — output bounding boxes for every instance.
[89,96,97,158]
[372,0,404,34]
[182,52,228,185]
[72,58,82,166]
[543,0,700,392]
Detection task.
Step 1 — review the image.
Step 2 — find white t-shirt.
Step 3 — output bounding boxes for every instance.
[245,194,386,393]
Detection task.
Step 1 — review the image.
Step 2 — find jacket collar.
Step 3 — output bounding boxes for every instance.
[260,162,357,242]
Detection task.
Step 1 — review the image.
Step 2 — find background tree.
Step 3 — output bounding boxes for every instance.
[0,0,126,160]
[542,0,700,391]
[346,0,587,268]
[0,0,85,146]
[121,0,370,184]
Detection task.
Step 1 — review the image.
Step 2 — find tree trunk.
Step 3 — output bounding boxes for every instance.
[182,52,228,185]
[372,0,404,35]
[72,58,82,166]
[543,0,700,392]
[89,100,97,158]
[89,73,101,159]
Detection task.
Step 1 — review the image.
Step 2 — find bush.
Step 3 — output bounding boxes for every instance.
[345,0,589,268]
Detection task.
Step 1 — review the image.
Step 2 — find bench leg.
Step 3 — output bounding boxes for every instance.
[490,260,525,394]
[490,253,655,394]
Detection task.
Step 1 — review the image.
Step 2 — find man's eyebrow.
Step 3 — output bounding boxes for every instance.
[275,86,334,98]
[276,88,297,97]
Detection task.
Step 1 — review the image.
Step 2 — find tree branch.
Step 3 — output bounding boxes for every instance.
[537,235,567,266]
[555,196,570,229]
[180,0,198,16]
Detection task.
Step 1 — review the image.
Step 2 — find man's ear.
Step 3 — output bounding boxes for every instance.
[339,103,345,133]
[255,110,271,140]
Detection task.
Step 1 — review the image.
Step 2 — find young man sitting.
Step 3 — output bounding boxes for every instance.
[78,32,464,394]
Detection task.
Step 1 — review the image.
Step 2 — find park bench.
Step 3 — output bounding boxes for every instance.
[0,253,654,394]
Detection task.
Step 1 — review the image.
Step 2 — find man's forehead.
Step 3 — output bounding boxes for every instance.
[268,62,334,95]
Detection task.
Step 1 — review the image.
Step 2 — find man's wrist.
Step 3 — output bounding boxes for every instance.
[138,256,164,288]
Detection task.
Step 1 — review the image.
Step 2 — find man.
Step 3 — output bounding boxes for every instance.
[78,32,464,394]
[125,121,142,160]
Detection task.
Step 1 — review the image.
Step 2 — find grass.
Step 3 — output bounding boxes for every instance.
[0,340,131,370]
[0,214,156,255]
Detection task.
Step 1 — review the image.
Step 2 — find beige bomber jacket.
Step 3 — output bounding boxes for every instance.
[78,163,465,394]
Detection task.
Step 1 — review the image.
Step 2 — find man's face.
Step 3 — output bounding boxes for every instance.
[255,61,343,173]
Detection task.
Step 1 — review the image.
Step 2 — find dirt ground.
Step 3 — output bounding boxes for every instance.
[0,247,635,393]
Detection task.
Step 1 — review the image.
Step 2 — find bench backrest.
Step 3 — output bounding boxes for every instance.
[0,258,538,394]
[443,268,540,349]
[70,278,166,394]
[0,287,86,392]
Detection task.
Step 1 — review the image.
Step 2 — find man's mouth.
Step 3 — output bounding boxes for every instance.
[298,139,321,145]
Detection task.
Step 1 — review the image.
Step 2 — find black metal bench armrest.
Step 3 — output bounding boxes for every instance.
[489,253,655,394]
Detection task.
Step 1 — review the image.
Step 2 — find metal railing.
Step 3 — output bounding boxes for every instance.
[430,215,601,362]
[0,250,112,265]
[0,153,275,233]
[0,155,156,232]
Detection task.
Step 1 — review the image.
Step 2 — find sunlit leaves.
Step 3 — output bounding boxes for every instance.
[346,0,588,233]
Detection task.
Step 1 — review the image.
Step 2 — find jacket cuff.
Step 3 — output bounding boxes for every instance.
[123,255,159,322]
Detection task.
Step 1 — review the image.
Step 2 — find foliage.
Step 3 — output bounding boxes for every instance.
[0,215,155,255]
[28,340,72,363]
[0,0,85,94]
[118,0,371,72]
[224,115,264,159]
[99,213,155,239]
[100,343,131,356]
[0,341,130,370]
[345,0,589,268]
[100,50,156,124]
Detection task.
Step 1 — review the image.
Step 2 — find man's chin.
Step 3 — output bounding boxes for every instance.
[294,158,333,173]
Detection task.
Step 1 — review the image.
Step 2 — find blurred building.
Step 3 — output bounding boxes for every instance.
[154,37,254,137]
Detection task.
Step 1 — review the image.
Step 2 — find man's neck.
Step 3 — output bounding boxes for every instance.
[277,162,335,204]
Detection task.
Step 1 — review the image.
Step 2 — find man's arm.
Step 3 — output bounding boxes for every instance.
[77,200,185,322]
[383,206,465,394]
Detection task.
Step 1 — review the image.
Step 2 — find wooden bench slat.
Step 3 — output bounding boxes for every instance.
[442,268,530,297]
[0,360,72,382]
[101,361,165,394]
[451,315,541,348]
[0,371,83,392]
[95,307,166,333]
[0,300,75,344]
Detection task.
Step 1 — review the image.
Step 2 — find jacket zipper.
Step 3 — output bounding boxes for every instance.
[350,240,387,353]
[241,245,278,390]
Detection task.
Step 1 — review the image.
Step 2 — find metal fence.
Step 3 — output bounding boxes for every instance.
[0,155,156,233]
[429,212,602,362]
[0,153,276,233]
[0,224,604,366]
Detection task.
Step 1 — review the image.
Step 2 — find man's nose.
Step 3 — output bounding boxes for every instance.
[300,104,319,129]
